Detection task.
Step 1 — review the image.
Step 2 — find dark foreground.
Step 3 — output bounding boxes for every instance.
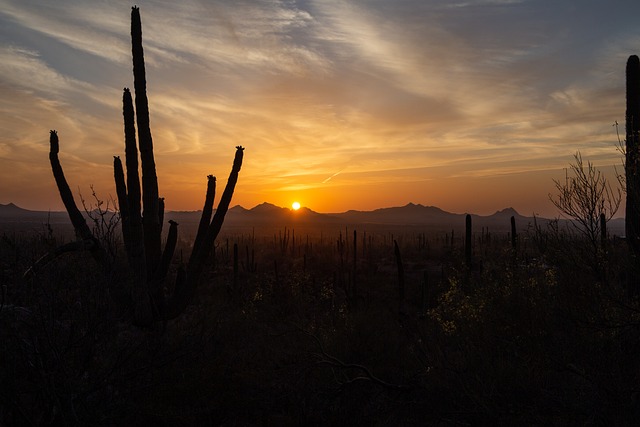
[1,222,639,425]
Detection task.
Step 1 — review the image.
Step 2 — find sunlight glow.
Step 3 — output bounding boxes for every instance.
[292,201,301,210]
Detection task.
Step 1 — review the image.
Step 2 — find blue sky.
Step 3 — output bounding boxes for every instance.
[1,0,638,216]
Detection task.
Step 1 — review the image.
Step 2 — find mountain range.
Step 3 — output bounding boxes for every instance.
[0,201,625,236]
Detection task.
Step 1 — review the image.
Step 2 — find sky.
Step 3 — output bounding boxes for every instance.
[1,0,639,217]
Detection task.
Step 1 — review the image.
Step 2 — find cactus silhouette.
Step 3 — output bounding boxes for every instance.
[465,214,472,266]
[626,55,640,284]
[47,7,243,325]
[510,215,517,250]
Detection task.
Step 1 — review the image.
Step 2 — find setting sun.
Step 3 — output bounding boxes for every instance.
[292,201,301,210]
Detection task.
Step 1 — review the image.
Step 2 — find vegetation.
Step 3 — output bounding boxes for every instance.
[549,152,621,243]
[3,218,640,425]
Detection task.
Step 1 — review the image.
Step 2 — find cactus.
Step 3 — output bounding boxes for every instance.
[393,240,405,313]
[352,229,357,304]
[600,212,607,252]
[626,55,640,285]
[510,215,517,250]
[46,7,243,325]
[465,214,472,266]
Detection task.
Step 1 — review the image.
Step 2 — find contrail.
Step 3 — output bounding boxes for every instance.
[322,168,345,184]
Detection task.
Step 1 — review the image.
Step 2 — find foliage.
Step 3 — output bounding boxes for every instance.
[549,152,621,249]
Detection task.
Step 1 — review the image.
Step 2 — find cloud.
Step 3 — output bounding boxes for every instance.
[0,0,637,214]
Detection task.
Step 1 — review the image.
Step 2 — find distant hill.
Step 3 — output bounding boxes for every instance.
[225,202,338,224]
[0,202,29,214]
[333,203,457,225]
[0,203,67,221]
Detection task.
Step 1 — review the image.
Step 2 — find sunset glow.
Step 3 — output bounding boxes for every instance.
[292,202,301,211]
[0,1,637,217]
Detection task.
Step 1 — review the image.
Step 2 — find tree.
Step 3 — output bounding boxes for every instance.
[549,152,622,251]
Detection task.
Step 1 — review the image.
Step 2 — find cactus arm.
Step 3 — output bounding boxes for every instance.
[49,130,105,266]
[114,156,130,240]
[49,130,93,240]
[131,6,162,278]
[198,146,244,269]
[192,175,216,257]
[159,220,178,281]
[190,146,244,275]
[123,88,142,221]
[165,146,244,319]
[206,146,244,243]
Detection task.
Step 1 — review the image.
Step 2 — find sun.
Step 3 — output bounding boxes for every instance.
[292,201,301,211]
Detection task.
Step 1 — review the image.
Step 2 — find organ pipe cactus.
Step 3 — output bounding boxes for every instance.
[47,7,244,325]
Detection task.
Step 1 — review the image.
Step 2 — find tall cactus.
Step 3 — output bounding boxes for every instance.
[47,7,243,325]
[626,55,640,272]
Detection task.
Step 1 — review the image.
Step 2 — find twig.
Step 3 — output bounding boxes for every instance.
[297,326,409,391]
[23,239,98,279]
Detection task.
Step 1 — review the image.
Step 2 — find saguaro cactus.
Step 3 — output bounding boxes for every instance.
[47,7,244,325]
[626,55,640,277]
[465,214,472,266]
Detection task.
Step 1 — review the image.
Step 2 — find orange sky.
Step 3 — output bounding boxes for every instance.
[1,1,637,217]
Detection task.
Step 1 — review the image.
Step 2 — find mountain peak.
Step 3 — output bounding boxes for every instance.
[250,202,283,212]
[493,207,520,216]
[230,204,248,212]
[0,202,29,213]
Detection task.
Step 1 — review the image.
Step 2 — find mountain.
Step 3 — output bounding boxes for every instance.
[224,202,338,224]
[333,203,461,226]
[0,203,67,221]
[1,201,625,236]
[220,202,546,233]
[0,202,30,214]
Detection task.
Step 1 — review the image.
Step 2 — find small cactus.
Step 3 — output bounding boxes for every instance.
[510,215,517,250]
[465,214,472,267]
